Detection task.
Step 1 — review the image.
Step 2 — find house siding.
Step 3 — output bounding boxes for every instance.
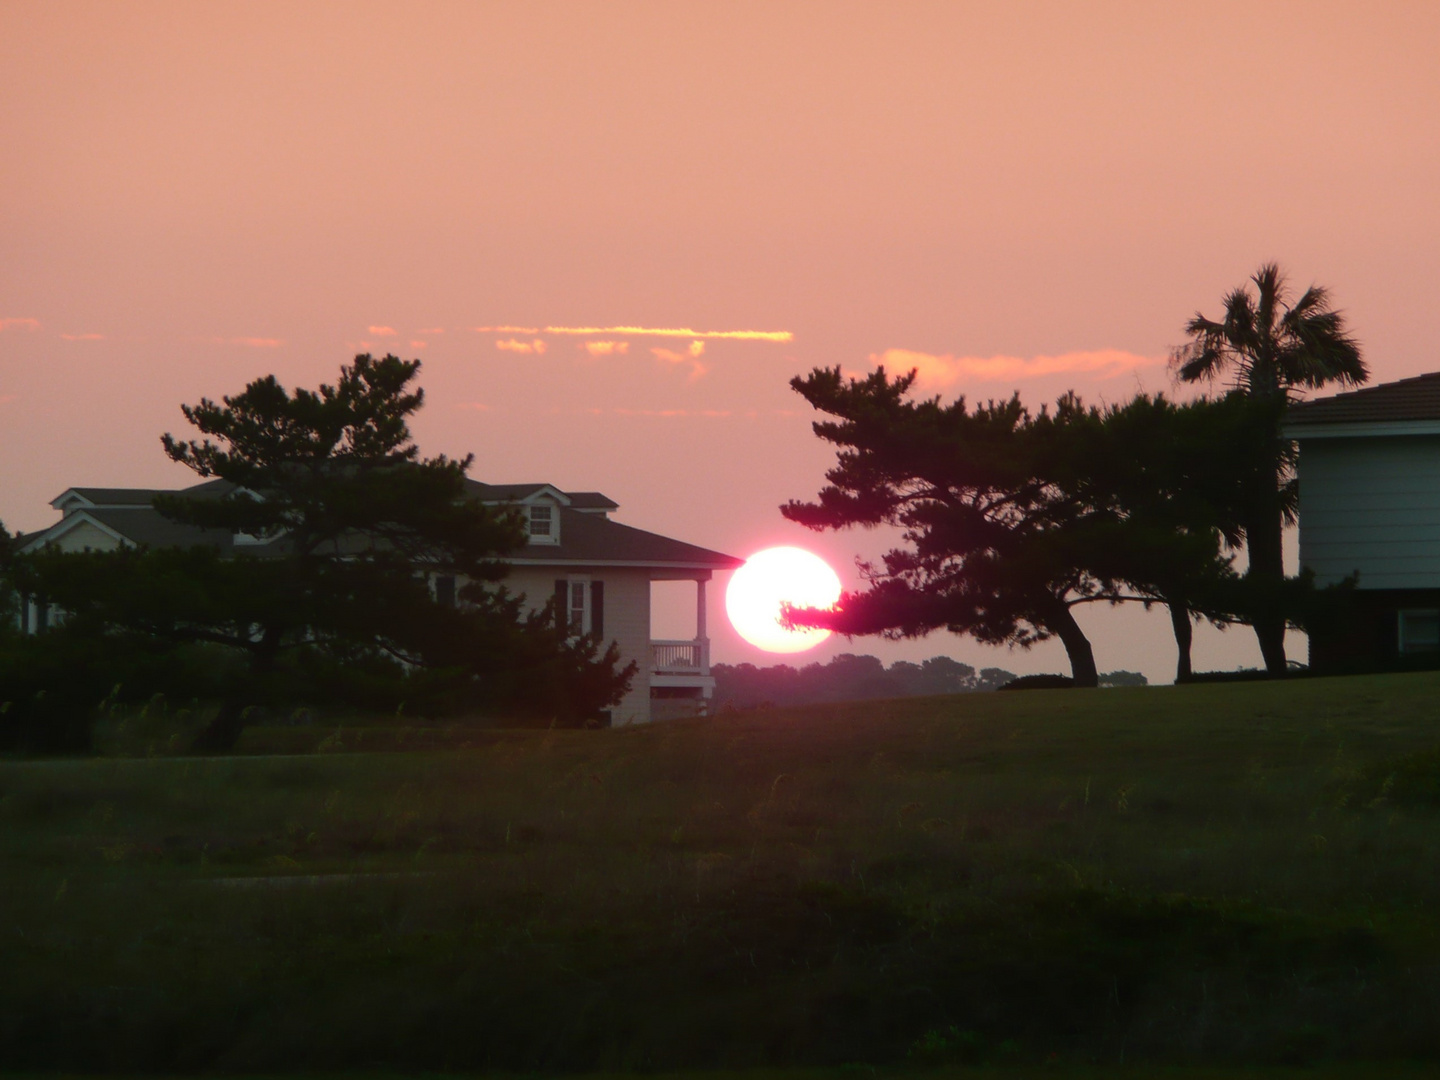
[50,520,124,553]
[1297,434,1440,589]
[504,565,653,725]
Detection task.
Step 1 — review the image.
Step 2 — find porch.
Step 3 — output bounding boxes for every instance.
[649,573,715,718]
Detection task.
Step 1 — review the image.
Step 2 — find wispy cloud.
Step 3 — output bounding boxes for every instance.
[475,324,792,342]
[651,341,708,380]
[60,332,104,341]
[582,340,630,356]
[410,340,427,349]
[872,347,1162,387]
[544,325,791,342]
[367,325,397,336]
[213,336,284,348]
[496,338,546,355]
[456,402,492,411]
[0,317,40,332]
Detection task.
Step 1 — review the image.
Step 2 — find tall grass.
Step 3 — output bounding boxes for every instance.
[4,673,1440,1070]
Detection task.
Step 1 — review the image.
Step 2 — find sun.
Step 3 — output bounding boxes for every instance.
[726,546,842,653]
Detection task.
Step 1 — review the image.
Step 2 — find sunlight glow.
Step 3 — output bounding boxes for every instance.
[726,547,841,654]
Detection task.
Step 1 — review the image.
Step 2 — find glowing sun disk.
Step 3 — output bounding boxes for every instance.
[726,547,841,654]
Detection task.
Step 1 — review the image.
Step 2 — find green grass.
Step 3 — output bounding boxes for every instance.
[6,673,1440,1072]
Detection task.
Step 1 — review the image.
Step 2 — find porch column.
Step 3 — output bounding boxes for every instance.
[696,577,709,673]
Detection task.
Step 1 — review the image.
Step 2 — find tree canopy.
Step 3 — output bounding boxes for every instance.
[780,367,1249,685]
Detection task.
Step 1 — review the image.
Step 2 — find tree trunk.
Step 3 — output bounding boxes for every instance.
[191,697,247,754]
[1245,501,1288,676]
[1049,604,1099,687]
[1168,601,1194,683]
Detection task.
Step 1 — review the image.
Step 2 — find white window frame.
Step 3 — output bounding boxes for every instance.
[566,576,590,637]
[526,503,560,545]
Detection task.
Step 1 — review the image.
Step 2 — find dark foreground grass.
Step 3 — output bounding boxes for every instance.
[5,673,1440,1072]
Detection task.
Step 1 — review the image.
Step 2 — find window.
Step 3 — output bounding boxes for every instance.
[1398,609,1440,654]
[527,504,557,543]
[569,580,588,636]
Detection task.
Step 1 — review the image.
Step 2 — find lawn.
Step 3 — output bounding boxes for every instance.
[4,673,1440,1072]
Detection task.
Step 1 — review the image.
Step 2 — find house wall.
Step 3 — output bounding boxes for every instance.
[503,565,653,724]
[1297,434,1440,589]
[48,520,124,553]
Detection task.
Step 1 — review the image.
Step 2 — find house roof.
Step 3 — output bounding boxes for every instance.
[463,480,619,511]
[25,478,738,570]
[510,505,743,570]
[1286,373,1440,428]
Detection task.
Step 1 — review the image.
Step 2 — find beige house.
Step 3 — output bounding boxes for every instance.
[15,479,741,724]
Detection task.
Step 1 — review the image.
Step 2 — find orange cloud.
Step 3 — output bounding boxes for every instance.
[496,338,546,354]
[583,340,630,356]
[0,317,40,332]
[213,336,284,347]
[410,340,427,349]
[473,325,540,334]
[543,324,791,342]
[651,346,708,381]
[367,325,397,336]
[60,332,104,341]
[872,347,1162,386]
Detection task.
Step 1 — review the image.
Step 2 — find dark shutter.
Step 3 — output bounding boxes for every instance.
[591,580,604,638]
[555,579,568,631]
[435,575,456,607]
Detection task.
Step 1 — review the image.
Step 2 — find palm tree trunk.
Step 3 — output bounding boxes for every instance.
[1049,604,1099,687]
[1168,601,1194,683]
[1246,501,1288,676]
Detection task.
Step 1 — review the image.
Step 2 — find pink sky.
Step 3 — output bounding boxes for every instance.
[3,2,1438,681]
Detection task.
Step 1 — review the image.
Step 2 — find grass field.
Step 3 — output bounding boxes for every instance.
[5,673,1440,1073]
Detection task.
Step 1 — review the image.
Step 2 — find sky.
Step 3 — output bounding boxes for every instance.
[3,2,1439,683]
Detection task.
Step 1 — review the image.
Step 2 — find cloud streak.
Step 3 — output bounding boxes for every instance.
[872,347,1162,386]
[0,317,40,332]
[476,324,792,342]
[60,332,104,341]
[367,325,397,336]
[582,340,629,356]
[651,340,708,380]
[496,338,546,354]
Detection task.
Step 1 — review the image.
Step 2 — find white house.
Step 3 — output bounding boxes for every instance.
[1284,372,1440,671]
[14,479,742,723]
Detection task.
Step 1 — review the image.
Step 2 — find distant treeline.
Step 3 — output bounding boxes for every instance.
[713,654,1147,709]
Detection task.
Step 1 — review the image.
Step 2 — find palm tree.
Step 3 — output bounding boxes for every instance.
[1172,263,1366,675]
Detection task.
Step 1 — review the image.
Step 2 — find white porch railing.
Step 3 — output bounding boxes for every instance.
[651,638,710,674]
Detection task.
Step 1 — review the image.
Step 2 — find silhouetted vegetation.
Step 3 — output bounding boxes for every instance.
[712,653,1017,708]
[1172,263,1367,673]
[780,266,1363,686]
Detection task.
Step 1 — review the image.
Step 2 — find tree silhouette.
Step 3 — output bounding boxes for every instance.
[1172,264,1366,673]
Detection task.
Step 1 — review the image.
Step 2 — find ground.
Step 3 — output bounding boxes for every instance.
[4,673,1440,1073]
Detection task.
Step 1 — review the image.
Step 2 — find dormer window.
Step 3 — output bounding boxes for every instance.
[527,503,559,544]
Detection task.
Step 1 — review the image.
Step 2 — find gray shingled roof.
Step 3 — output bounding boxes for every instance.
[1286,373,1440,427]
[81,508,237,553]
[463,480,619,511]
[27,479,737,569]
[509,506,742,569]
